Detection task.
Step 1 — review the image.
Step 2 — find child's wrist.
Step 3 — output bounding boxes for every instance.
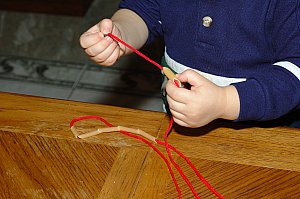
[220,85,240,121]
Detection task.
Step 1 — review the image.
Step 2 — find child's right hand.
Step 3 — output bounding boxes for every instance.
[79,19,125,66]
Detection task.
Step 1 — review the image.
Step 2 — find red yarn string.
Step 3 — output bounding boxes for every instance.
[69,115,113,128]
[107,33,163,70]
[70,115,225,199]
[157,118,225,199]
[71,33,225,198]
[163,117,201,199]
[158,141,225,199]
[118,129,182,198]
[69,116,182,198]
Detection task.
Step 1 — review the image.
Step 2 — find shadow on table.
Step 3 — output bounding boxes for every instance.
[173,109,300,137]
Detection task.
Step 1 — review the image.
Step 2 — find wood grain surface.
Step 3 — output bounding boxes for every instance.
[0,92,299,198]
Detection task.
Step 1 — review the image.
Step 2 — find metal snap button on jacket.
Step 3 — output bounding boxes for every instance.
[202,16,213,27]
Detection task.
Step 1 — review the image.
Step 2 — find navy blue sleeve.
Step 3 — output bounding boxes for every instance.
[119,0,163,43]
[234,0,300,121]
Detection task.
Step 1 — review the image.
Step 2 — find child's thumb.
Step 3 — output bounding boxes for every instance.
[99,19,113,35]
[177,69,209,87]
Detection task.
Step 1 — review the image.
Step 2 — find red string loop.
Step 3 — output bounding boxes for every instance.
[70,116,182,198]
[70,116,224,199]
[70,33,224,198]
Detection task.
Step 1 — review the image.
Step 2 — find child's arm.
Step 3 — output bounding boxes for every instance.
[79,9,148,66]
[167,1,300,127]
[166,70,240,128]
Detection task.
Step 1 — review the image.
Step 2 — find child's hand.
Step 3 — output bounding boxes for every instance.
[79,19,125,66]
[166,69,240,128]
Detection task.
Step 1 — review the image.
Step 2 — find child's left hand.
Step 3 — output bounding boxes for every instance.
[166,69,240,128]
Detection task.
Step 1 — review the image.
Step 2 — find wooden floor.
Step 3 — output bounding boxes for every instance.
[0,0,94,16]
[0,92,299,198]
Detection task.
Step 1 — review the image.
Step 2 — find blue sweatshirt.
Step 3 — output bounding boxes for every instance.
[119,0,300,121]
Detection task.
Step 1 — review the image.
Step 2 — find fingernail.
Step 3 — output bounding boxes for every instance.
[105,36,113,42]
[102,27,110,35]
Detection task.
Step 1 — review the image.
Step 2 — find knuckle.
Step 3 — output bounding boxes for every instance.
[105,58,116,66]
[166,83,174,94]
[166,96,173,106]
[79,35,87,48]
[101,18,111,25]
[85,48,94,56]
[99,62,109,66]
[99,57,116,66]
[188,111,197,120]
[171,90,180,99]
[185,69,193,75]
[94,56,105,63]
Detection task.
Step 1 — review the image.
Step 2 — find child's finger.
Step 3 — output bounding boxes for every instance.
[177,69,209,87]
[85,24,101,33]
[98,41,118,59]
[99,19,114,35]
[84,36,113,57]
[166,95,187,114]
[169,108,187,121]
[100,45,120,66]
[166,80,191,103]
[171,116,190,127]
[80,31,103,49]
[93,42,119,64]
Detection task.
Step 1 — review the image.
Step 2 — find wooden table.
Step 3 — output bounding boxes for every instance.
[0,92,299,198]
